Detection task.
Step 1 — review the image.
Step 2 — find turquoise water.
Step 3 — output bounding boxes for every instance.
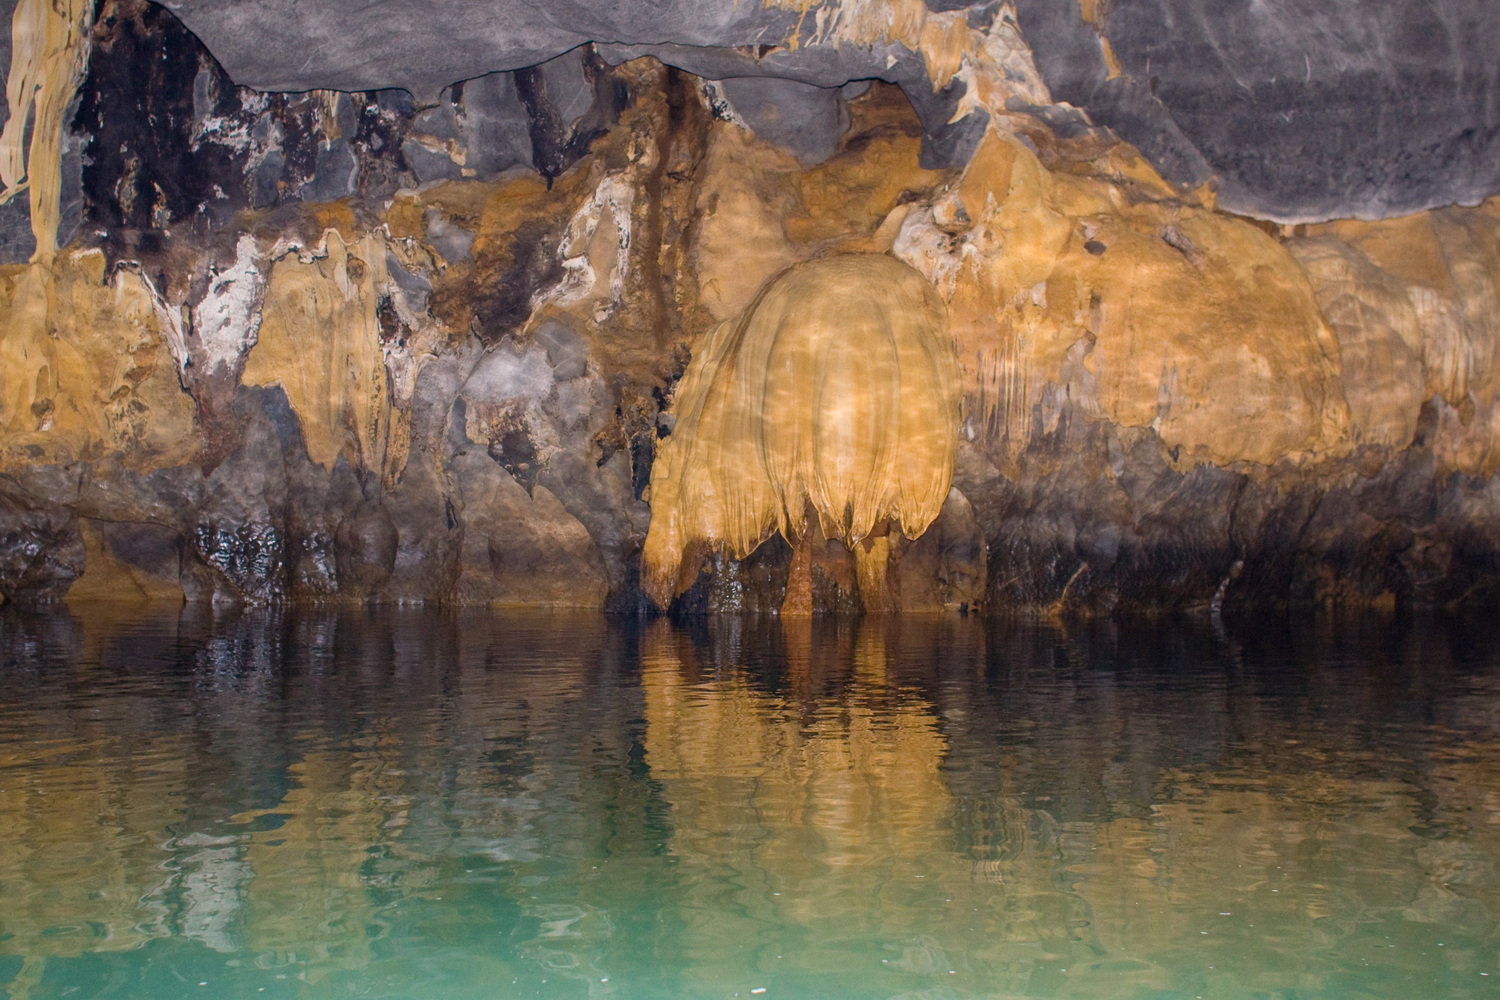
[2,607,1499,999]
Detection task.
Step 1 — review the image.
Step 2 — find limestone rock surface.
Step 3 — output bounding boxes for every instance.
[1015,0,1500,222]
[0,4,1497,613]
[140,0,1500,222]
[641,254,960,606]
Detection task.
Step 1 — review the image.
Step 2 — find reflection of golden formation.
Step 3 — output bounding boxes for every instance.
[6,613,1500,997]
[643,255,960,605]
[643,618,953,866]
[0,730,189,974]
[232,740,403,977]
[639,619,960,985]
[1049,765,1462,995]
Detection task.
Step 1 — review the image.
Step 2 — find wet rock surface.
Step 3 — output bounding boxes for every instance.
[0,478,84,602]
[0,3,1499,614]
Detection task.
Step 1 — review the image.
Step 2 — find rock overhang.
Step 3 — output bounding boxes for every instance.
[129,0,1500,223]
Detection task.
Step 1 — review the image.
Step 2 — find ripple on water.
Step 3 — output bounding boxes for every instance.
[0,608,1499,998]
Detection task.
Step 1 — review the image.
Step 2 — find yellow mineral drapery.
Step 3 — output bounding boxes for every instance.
[0,249,198,470]
[0,0,94,262]
[242,230,392,478]
[642,254,960,604]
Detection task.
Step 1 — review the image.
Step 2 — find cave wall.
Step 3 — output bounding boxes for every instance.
[2,0,1500,614]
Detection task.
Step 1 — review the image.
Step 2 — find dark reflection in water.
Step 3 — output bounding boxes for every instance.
[1,606,1498,999]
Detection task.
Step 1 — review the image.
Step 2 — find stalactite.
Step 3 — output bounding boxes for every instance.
[241,230,392,478]
[0,0,94,262]
[642,254,961,605]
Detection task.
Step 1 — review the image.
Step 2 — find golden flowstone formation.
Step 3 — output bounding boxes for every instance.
[641,253,961,608]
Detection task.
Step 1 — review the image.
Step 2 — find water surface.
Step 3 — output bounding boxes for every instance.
[2,607,1498,999]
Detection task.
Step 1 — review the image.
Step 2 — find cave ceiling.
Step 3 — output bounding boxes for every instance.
[130,0,1500,223]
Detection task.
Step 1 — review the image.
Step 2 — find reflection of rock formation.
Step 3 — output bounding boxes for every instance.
[640,618,965,987]
[636,613,1500,996]
[0,606,662,993]
[2,609,1500,994]
[0,734,187,963]
[175,833,254,953]
[230,749,392,975]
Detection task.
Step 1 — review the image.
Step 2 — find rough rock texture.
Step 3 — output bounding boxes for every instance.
[0,0,1490,244]
[151,0,1005,173]
[1014,0,1500,222]
[136,0,1500,223]
[1,3,1499,614]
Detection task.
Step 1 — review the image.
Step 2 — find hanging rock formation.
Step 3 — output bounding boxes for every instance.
[640,254,960,609]
[0,0,1497,613]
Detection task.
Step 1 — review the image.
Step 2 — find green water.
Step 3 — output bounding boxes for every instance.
[1,608,1498,999]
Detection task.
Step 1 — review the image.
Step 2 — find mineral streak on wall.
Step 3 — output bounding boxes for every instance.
[1,0,1499,613]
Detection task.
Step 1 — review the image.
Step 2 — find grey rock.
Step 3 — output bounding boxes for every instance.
[335,501,399,594]
[401,134,463,185]
[386,249,432,315]
[919,106,989,171]
[424,209,475,264]
[603,37,986,167]
[715,76,848,165]
[449,424,609,606]
[513,46,617,180]
[299,138,359,202]
[252,149,285,208]
[159,0,989,171]
[463,336,555,404]
[536,48,594,129]
[285,454,361,600]
[599,39,882,89]
[455,71,537,177]
[404,71,533,184]
[896,487,988,610]
[841,79,872,101]
[74,461,206,530]
[97,520,185,592]
[537,449,649,601]
[0,196,34,265]
[0,476,84,603]
[382,345,478,602]
[193,389,294,603]
[56,95,84,249]
[0,0,1486,226]
[533,319,589,381]
[1015,0,1500,222]
[0,11,22,264]
[378,89,416,116]
[158,0,805,97]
